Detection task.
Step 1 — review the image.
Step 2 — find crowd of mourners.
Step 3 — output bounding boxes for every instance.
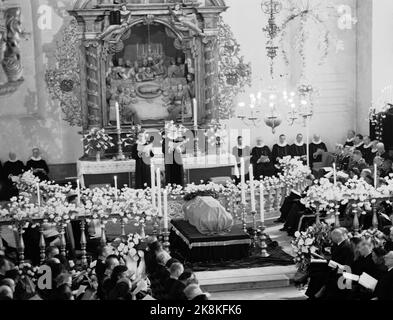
[0,237,209,301]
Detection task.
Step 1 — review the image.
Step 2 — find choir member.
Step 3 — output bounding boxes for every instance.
[3,153,25,178]
[376,142,392,161]
[132,133,154,189]
[272,134,291,164]
[344,130,356,147]
[250,137,275,179]
[353,134,364,153]
[291,133,307,162]
[362,136,374,165]
[26,148,49,181]
[309,134,328,168]
[163,131,185,187]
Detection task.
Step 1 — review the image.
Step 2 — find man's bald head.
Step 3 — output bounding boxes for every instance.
[331,228,347,245]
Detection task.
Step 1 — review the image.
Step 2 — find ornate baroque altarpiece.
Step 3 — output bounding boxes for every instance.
[69,0,227,131]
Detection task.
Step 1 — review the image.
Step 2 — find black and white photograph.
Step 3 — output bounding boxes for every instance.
[0,0,393,311]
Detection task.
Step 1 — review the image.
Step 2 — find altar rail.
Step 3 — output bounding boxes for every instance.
[0,180,308,266]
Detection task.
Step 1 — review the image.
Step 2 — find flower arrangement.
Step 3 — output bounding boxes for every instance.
[110,233,143,261]
[292,222,333,271]
[82,128,115,155]
[121,125,144,147]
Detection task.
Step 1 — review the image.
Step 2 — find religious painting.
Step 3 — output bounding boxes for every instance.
[105,22,197,128]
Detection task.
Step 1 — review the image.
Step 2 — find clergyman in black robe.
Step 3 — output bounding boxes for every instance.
[272,134,291,164]
[344,130,356,147]
[309,135,328,168]
[1,153,25,200]
[132,134,154,189]
[362,136,374,165]
[291,133,307,163]
[250,138,275,179]
[26,148,49,181]
[163,134,185,187]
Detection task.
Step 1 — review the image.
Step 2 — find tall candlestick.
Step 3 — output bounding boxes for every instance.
[163,190,168,229]
[36,183,41,207]
[151,164,156,208]
[76,179,81,206]
[260,182,265,224]
[333,163,337,186]
[115,102,121,131]
[374,163,378,188]
[193,98,198,128]
[156,168,162,217]
[249,164,256,211]
[114,176,118,200]
[240,158,246,205]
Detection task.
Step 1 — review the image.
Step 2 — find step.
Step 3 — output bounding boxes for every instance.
[196,266,297,293]
[199,274,291,293]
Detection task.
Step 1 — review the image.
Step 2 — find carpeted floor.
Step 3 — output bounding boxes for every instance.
[172,235,294,272]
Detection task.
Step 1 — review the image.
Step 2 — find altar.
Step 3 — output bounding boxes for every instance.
[77,154,237,188]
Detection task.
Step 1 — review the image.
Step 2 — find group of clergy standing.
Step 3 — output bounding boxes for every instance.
[232,133,327,180]
[0,148,50,201]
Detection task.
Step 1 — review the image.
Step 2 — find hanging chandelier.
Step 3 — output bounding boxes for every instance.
[261,0,282,78]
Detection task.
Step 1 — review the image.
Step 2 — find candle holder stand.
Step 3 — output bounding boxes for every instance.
[258,223,270,258]
[251,211,259,253]
[116,128,126,161]
[241,203,248,234]
[163,228,171,253]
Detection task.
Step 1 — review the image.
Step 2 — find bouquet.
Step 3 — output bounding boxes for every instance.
[82,128,114,155]
[292,222,332,272]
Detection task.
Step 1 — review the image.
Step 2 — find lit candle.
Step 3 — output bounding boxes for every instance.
[163,190,168,229]
[240,158,246,205]
[249,164,256,211]
[115,102,121,131]
[156,168,162,217]
[193,98,198,128]
[76,179,81,206]
[114,176,118,200]
[151,164,156,208]
[374,163,378,188]
[260,182,265,224]
[333,163,337,186]
[36,183,41,207]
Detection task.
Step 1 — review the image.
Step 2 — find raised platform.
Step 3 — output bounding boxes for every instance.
[170,220,251,263]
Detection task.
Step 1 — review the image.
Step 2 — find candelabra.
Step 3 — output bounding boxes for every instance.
[261,0,283,77]
[193,125,200,158]
[251,210,259,254]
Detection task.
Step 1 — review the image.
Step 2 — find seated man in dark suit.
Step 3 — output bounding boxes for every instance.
[306,228,355,299]
[168,271,197,301]
[374,251,393,300]
[164,262,184,299]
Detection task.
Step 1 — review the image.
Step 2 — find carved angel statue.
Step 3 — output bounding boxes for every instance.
[168,4,205,37]
[97,4,132,41]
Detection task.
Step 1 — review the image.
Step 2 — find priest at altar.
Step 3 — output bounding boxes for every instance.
[309,134,328,168]
[162,131,185,187]
[233,136,251,182]
[132,133,154,189]
[272,134,291,164]
[250,137,275,179]
[291,133,307,162]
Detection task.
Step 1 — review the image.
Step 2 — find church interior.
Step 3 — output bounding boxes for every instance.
[0,0,393,304]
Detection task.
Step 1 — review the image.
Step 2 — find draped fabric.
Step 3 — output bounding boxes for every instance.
[183,196,234,235]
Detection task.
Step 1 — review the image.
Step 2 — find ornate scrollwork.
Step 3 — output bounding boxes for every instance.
[45,19,82,127]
